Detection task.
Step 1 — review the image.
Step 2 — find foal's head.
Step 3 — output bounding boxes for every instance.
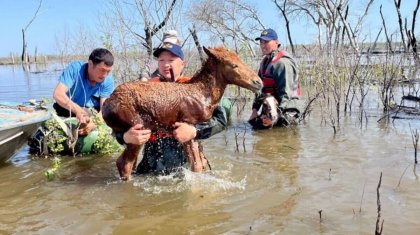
[261,95,279,127]
[203,47,262,93]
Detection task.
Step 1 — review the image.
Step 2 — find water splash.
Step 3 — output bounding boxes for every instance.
[132,167,247,194]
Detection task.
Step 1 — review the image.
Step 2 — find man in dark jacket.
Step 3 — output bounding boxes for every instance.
[248,28,300,129]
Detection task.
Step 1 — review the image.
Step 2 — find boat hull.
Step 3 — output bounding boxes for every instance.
[0,106,50,162]
[0,123,43,162]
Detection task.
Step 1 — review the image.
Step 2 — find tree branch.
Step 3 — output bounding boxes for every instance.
[24,0,43,31]
[380,5,393,53]
[394,0,407,51]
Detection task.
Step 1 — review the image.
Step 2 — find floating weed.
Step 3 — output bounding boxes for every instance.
[44,156,61,181]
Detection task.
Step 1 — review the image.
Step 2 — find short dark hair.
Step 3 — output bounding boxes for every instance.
[89,48,114,66]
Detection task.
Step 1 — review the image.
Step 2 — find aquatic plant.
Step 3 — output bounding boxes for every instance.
[92,115,124,155]
[44,157,61,181]
[39,113,123,180]
[43,118,67,154]
[41,113,122,156]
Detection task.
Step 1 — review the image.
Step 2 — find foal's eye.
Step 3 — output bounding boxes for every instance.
[231,64,238,69]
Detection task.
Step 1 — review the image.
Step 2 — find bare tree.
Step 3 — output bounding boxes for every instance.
[380,5,393,53]
[188,0,264,56]
[394,0,408,52]
[54,28,71,67]
[21,0,43,64]
[335,0,375,54]
[289,0,343,55]
[405,0,420,62]
[103,0,180,77]
[289,0,374,55]
[138,0,178,55]
[273,0,295,55]
[71,24,97,57]
[289,1,326,49]
[189,24,205,64]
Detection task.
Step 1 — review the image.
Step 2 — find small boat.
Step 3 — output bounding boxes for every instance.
[0,103,50,162]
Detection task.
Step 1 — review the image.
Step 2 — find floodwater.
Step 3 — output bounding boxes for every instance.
[1,64,420,234]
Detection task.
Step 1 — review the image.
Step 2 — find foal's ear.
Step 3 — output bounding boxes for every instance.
[203,46,216,59]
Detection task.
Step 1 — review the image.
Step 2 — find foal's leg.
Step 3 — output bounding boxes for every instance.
[184,140,208,172]
[116,143,141,181]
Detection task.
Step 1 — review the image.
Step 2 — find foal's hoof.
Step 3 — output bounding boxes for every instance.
[191,157,208,173]
[119,176,130,181]
[116,159,132,181]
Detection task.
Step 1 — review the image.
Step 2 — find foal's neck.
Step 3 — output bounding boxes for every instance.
[190,59,227,105]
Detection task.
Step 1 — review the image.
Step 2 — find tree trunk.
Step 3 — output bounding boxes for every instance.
[34,46,38,63]
[21,29,28,64]
[284,15,295,55]
[394,0,408,52]
[273,0,295,55]
[189,25,205,64]
[380,5,394,53]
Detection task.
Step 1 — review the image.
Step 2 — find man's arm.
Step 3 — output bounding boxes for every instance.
[195,105,229,140]
[174,97,231,141]
[53,82,88,121]
[272,58,298,109]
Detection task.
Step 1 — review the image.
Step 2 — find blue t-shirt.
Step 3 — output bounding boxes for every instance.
[58,61,115,110]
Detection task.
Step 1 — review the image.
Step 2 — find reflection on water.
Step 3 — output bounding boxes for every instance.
[1,65,420,234]
[0,64,62,103]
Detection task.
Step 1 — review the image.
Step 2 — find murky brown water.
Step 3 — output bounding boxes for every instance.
[1,65,420,234]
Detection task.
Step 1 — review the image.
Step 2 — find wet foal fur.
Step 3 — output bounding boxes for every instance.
[102,47,263,181]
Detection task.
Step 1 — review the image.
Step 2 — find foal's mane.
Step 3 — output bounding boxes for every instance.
[188,47,237,84]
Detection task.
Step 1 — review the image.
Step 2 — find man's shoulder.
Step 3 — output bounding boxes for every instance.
[63,61,87,75]
[59,61,86,83]
[278,54,297,68]
[67,60,86,69]
[278,50,296,61]
[102,73,115,86]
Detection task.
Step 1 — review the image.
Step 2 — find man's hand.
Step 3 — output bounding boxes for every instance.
[261,114,273,127]
[76,110,90,125]
[123,124,151,145]
[173,122,197,143]
[78,122,96,136]
[249,109,258,120]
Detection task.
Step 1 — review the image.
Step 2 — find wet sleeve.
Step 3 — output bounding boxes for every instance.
[195,105,228,140]
[271,61,289,109]
[114,132,125,145]
[252,93,263,111]
[272,59,295,108]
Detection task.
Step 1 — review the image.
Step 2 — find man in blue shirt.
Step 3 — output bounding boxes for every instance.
[53,48,115,136]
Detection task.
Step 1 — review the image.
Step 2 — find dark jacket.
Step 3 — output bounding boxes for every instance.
[252,49,299,111]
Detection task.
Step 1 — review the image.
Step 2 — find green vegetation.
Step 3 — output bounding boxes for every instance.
[92,115,124,155]
[41,113,123,180]
[44,157,61,181]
